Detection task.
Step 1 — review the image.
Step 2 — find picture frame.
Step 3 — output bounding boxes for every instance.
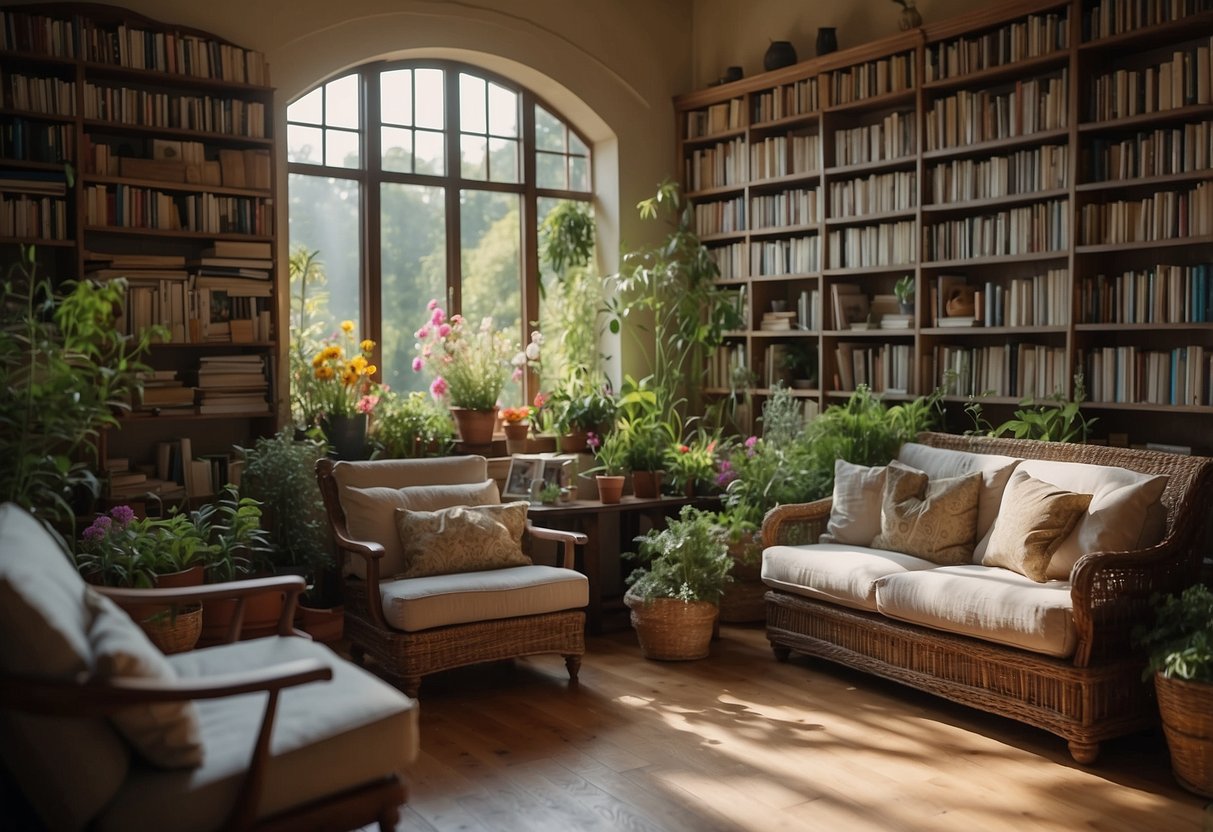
[503,455,544,500]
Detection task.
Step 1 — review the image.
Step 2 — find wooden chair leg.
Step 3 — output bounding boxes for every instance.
[1068,740,1100,765]
[564,654,581,682]
[771,643,792,662]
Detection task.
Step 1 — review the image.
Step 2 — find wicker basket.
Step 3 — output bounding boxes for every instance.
[1155,672,1213,797]
[139,604,203,654]
[624,589,717,661]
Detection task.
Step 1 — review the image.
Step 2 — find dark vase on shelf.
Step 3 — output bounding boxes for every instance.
[816,27,838,56]
[763,40,797,72]
[322,412,369,461]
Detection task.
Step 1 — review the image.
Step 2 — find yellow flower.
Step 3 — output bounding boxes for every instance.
[341,367,358,386]
[311,353,325,368]
[364,364,377,376]
[322,345,342,360]
[350,355,369,372]
[360,339,375,353]
[315,365,335,381]
[341,320,355,333]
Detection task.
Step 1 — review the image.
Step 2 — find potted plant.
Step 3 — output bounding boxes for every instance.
[1134,585,1213,797]
[664,428,723,497]
[781,342,818,389]
[549,373,616,452]
[585,430,629,504]
[894,274,915,315]
[305,320,383,460]
[371,389,456,459]
[623,506,733,660]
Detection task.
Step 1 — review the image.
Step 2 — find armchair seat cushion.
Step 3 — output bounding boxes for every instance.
[95,636,418,832]
[380,565,589,632]
[761,544,939,612]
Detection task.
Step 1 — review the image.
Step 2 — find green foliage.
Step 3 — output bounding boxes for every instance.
[549,372,616,433]
[539,200,594,281]
[626,506,733,603]
[238,429,333,571]
[0,251,160,531]
[288,247,331,428]
[1134,585,1213,683]
[894,274,915,303]
[760,385,804,447]
[191,486,274,582]
[372,390,456,458]
[664,427,725,494]
[781,342,817,382]
[969,374,1097,443]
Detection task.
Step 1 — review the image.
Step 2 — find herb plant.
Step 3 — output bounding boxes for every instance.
[626,506,733,603]
[1135,585,1213,683]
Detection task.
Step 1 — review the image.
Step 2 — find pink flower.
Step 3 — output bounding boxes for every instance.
[585,431,600,451]
[427,298,438,311]
[438,323,451,337]
[430,376,448,398]
[678,444,690,454]
[416,326,430,339]
[512,367,523,381]
[744,435,758,449]
[534,391,547,408]
[412,357,423,372]
[431,308,445,326]
[356,394,380,414]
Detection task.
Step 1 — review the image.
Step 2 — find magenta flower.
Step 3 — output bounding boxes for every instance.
[430,376,448,398]
[411,357,424,372]
[416,325,430,340]
[438,323,451,338]
[109,505,135,525]
[431,308,445,326]
[427,298,438,311]
[585,431,601,451]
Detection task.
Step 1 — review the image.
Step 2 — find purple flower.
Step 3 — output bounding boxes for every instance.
[585,431,601,451]
[109,505,135,526]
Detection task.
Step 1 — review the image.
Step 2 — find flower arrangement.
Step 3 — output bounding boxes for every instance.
[664,429,723,494]
[500,406,530,424]
[300,320,381,421]
[586,430,629,476]
[412,300,540,411]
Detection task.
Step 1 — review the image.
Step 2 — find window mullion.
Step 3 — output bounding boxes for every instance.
[364,67,383,372]
[445,62,462,313]
[521,92,540,405]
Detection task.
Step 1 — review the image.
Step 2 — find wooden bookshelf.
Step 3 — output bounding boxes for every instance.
[1,3,281,502]
[677,0,1213,451]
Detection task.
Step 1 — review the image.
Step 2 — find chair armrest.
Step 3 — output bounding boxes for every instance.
[331,533,390,629]
[527,522,587,569]
[761,498,832,547]
[98,575,307,642]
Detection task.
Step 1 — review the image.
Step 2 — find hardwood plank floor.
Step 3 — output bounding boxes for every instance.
[362,625,1213,832]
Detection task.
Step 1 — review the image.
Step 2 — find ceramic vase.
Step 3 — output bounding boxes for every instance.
[763,40,797,71]
[450,407,498,447]
[816,27,838,56]
[322,412,369,460]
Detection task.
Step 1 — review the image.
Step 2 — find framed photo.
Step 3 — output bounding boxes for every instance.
[541,458,572,489]
[504,455,544,500]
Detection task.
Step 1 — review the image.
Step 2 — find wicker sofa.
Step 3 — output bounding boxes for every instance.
[760,432,1213,764]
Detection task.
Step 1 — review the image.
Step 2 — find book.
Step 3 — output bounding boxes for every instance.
[830,284,867,329]
[937,316,978,327]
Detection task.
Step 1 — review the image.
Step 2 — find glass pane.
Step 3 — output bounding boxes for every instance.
[459,73,486,134]
[460,189,522,405]
[381,183,446,395]
[460,134,487,180]
[488,137,518,184]
[288,87,322,124]
[534,105,564,152]
[325,74,359,129]
[536,196,598,391]
[570,155,590,192]
[414,129,445,176]
[325,128,360,169]
[287,172,362,345]
[415,68,444,130]
[535,150,565,190]
[380,69,412,126]
[487,82,518,137]
[288,124,323,164]
[381,126,413,173]
[569,131,588,157]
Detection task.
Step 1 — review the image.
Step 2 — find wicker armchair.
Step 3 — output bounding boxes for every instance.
[316,455,588,696]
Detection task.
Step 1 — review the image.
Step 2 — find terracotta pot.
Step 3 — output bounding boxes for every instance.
[298,604,345,644]
[559,430,589,454]
[503,422,529,440]
[632,470,663,499]
[596,475,625,504]
[200,588,285,646]
[451,407,498,447]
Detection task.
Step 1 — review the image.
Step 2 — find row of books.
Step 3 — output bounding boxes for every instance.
[1089,45,1213,122]
[932,344,1068,399]
[4,72,76,116]
[151,438,245,502]
[832,110,915,167]
[685,99,742,140]
[0,193,68,239]
[83,184,272,235]
[1078,264,1213,324]
[925,10,1070,82]
[693,196,745,237]
[833,343,913,394]
[751,235,820,276]
[707,343,748,390]
[88,140,272,191]
[195,355,272,416]
[828,52,916,107]
[925,199,1068,260]
[1082,1,1213,40]
[828,170,916,217]
[1085,121,1213,182]
[924,70,1069,152]
[115,280,273,345]
[709,241,746,280]
[829,287,908,330]
[751,188,820,230]
[1077,182,1213,244]
[751,79,818,124]
[827,220,917,269]
[928,145,1068,205]
[0,118,71,164]
[1082,344,1213,406]
[749,134,819,181]
[83,83,268,140]
[103,454,186,502]
[684,138,746,191]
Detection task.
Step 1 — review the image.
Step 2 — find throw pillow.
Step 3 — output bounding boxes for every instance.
[86,591,205,768]
[980,470,1092,582]
[394,501,532,578]
[871,460,981,565]
[821,460,886,545]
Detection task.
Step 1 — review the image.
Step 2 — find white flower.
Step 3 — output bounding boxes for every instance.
[530,331,544,345]
[479,317,493,333]
[511,351,527,367]
[525,342,541,361]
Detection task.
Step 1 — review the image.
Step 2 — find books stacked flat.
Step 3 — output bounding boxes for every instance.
[194,354,270,415]
[760,311,797,331]
[880,314,913,329]
[136,369,196,412]
[937,316,978,327]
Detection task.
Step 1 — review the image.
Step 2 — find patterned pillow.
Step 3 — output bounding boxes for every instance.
[871,460,981,565]
[393,501,532,578]
[981,470,1092,582]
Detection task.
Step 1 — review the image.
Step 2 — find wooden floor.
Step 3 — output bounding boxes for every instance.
[367,625,1212,832]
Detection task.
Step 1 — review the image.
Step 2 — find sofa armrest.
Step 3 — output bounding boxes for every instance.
[527,522,587,569]
[761,498,832,547]
[331,531,390,629]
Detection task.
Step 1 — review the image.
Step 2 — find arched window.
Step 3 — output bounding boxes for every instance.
[287,60,593,403]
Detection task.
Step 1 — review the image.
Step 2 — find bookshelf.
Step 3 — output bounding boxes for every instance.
[676,0,1213,452]
[1,3,279,504]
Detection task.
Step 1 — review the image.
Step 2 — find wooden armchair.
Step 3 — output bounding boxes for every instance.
[316,455,589,696]
[0,503,417,832]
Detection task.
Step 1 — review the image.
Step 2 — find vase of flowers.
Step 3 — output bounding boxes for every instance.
[303,320,382,459]
[501,405,531,453]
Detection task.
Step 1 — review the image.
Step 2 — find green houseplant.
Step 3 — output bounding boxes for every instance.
[372,389,456,458]
[1134,585,1213,797]
[624,506,733,660]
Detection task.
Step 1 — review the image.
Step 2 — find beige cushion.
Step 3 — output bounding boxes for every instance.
[896,443,1022,541]
[394,501,531,578]
[760,543,939,612]
[981,471,1092,582]
[86,592,204,768]
[871,461,982,565]
[1010,460,1169,581]
[875,565,1077,658]
[96,636,418,832]
[821,460,886,545]
[380,565,588,632]
[338,479,500,578]
[0,503,130,831]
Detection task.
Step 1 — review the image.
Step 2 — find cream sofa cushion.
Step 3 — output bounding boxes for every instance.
[980,470,1092,583]
[821,460,886,545]
[338,479,500,578]
[875,565,1076,658]
[761,543,939,612]
[896,443,1022,541]
[96,636,418,832]
[380,565,589,632]
[872,462,982,565]
[394,501,531,578]
[1013,460,1168,580]
[0,504,130,832]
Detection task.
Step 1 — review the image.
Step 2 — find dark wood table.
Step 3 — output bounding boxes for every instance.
[528,495,713,633]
